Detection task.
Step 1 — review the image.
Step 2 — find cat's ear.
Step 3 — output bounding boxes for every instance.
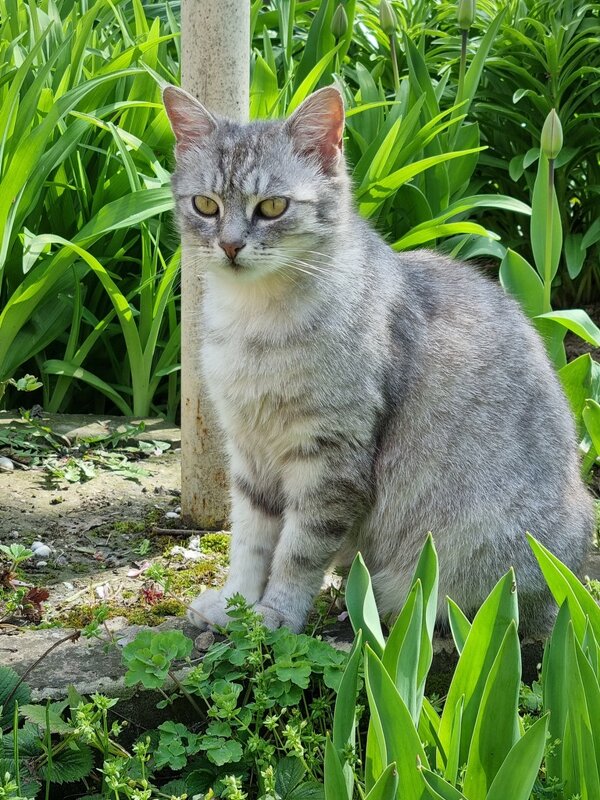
[163,85,217,150]
[284,86,345,174]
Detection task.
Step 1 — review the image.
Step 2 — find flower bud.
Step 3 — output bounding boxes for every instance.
[541,108,563,160]
[457,0,476,30]
[331,3,348,39]
[379,0,397,36]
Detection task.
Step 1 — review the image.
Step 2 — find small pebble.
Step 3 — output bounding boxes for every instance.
[32,544,52,558]
[174,505,181,514]
[54,555,68,567]
[0,456,14,471]
[31,541,45,551]
[194,631,215,652]
[36,561,47,568]
[165,511,180,519]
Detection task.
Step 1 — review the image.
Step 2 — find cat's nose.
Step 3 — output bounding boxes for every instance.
[219,241,245,261]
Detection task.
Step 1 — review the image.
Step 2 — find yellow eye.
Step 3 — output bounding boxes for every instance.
[257,197,288,219]
[193,195,219,216]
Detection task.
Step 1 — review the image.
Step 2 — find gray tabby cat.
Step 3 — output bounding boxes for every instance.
[163,85,593,635]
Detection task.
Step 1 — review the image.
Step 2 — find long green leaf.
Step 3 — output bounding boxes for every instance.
[364,646,428,799]
[462,622,521,798]
[346,554,385,657]
[439,571,518,767]
[485,714,549,800]
[528,534,600,644]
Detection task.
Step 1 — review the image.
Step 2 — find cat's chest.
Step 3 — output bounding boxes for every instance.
[202,335,320,451]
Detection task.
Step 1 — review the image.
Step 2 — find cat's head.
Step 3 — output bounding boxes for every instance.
[163,86,349,281]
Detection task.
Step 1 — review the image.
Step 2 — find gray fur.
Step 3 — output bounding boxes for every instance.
[163,86,593,635]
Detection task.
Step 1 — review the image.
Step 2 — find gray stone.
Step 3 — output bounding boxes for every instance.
[0,412,181,448]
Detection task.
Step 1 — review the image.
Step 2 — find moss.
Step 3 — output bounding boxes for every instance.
[144,507,164,527]
[113,520,146,534]
[125,598,186,625]
[199,532,230,556]
[58,597,187,628]
[166,560,225,598]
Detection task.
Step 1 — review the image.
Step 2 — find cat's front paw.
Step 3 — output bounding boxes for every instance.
[187,589,231,630]
[253,602,304,633]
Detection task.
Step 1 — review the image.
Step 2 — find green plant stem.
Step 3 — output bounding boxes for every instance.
[13,702,21,795]
[167,670,204,717]
[452,28,469,150]
[44,703,52,800]
[457,29,468,105]
[544,158,556,310]
[389,32,400,93]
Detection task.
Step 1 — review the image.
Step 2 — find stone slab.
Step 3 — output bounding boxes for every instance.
[0,616,545,723]
[0,412,181,449]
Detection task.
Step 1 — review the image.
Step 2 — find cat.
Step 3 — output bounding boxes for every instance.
[163,84,593,635]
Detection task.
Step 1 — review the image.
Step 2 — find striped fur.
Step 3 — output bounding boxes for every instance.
[164,86,593,634]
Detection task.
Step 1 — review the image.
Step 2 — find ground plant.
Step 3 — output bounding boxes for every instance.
[2,536,600,799]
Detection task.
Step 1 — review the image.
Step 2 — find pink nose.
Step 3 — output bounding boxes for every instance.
[219,241,245,261]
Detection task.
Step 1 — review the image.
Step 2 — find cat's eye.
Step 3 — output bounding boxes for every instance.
[256,197,289,219]
[193,195,219,216]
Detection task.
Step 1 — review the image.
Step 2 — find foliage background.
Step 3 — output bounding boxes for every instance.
[0,0,599,428]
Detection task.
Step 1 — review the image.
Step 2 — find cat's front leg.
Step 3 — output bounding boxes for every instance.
[255,445,371,632]
[188,458,283,629]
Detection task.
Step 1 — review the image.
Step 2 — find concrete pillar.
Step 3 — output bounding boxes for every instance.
[180,0,250,527]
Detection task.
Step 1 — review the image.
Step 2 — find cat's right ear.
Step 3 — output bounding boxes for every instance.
[163,86,217,151]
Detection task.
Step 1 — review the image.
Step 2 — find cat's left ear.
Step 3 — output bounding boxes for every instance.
[163,85,217,150]
[284,86,345,175]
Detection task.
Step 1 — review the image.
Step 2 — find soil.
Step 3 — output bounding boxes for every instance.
[0,413,228,628]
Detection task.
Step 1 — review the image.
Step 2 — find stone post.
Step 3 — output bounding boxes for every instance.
[180,0,250,527]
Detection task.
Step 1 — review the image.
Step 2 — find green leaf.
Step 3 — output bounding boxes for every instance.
[287,42,343,114]
[462,622,521,797]
[382,580,423,723]
[565,233,586,279]
[276,756,306,798]
[528,534,600,644]
[558,354,595,437]
[485,714,549,800]
[43,360,133,416]
[443,695,464,785]
[394,222,496,250]
[530,154,562,284]
[542,602,570,782]
[325,736,350,800]
[19,702,73,735]
[583,399,600,463]
[39,742,94,785]
[439,571,518,767]
[499,249,547,318]
[357,148,484,217]
[536,308,600,348]
[0,666,31,727]
[203,737,243,767]
[364,763,399,800]
[561,622,600,798]
[333,630,362,797]
[459,8,508,123]
[419,768,467,800]
[346,554,385,657]
[447,599,471,655]
[364,646,429,799]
